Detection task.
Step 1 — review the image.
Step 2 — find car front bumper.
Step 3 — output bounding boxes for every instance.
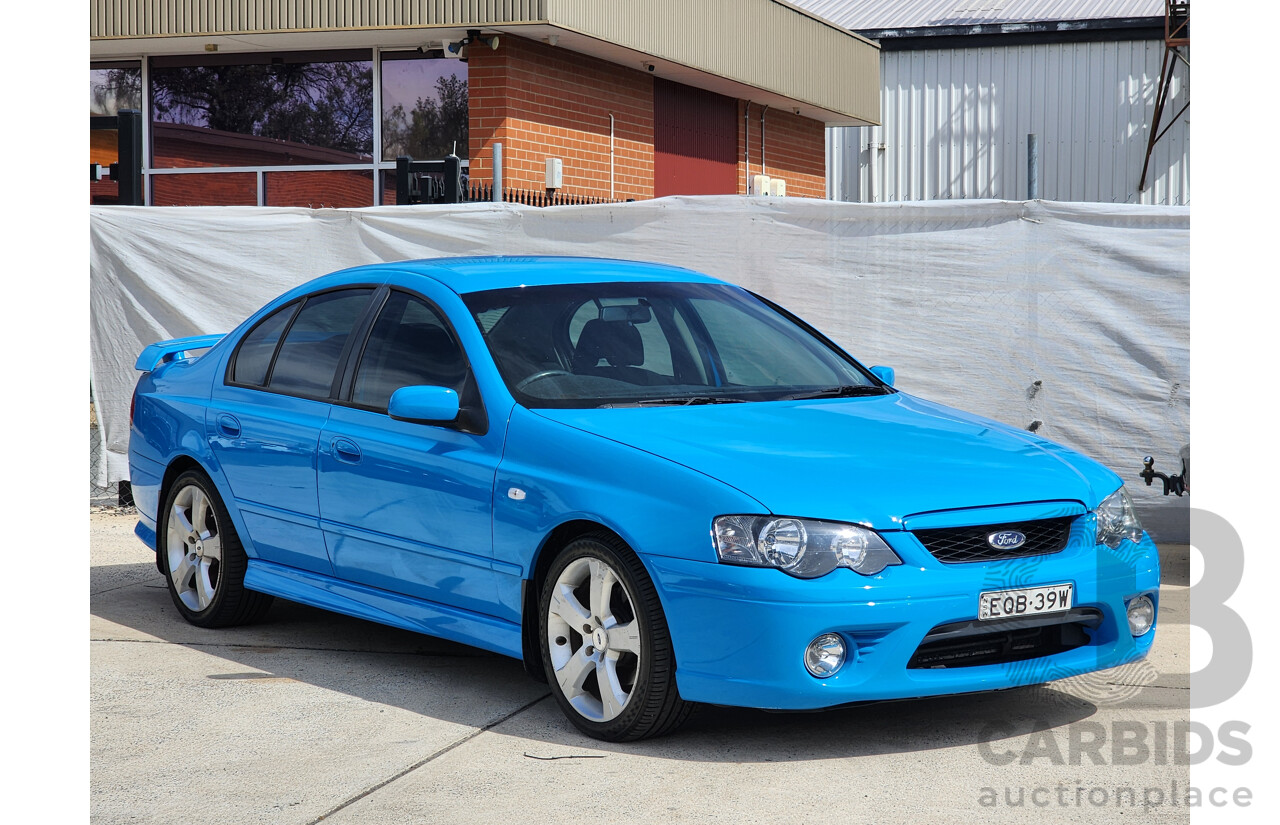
[649,530,1160,710]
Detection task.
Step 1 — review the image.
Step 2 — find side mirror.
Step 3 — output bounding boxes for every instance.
[388,385,460,424]
[869,365,895,387]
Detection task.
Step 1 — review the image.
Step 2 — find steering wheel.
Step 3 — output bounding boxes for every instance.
[516,369,574,391]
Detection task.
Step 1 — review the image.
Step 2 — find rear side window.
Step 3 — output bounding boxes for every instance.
[231,302,296,387]
[267,289,373,398]
[352,291,469,410]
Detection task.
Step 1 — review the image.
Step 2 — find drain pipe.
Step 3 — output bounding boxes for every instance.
[759,104,769,184]
[609,113,615,200]
[744,101,751,193]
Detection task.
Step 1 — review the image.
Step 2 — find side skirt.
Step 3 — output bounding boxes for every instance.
[244,560,524,660]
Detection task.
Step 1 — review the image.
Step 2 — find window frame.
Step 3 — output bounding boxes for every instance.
[331,287,489,434]
[223,285,381,400]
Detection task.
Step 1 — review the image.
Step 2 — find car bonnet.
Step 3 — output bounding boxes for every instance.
[532,392,1121,530]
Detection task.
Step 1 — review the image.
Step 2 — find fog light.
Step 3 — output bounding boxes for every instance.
[1127,595,1155,637]
[804,633,846,677]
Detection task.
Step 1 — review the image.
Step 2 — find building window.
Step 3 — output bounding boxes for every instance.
[91,63,141,116]
[380,52,469,161]
[149,51,374,170]
[90,49,471,207]
[91,62,142,205]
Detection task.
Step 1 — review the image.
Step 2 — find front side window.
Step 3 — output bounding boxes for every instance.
[266,289,373,398]
[464,282,884,408]
[351,291,469,410]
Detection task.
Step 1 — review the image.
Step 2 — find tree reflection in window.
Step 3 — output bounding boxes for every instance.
[147,56,374,161]
[91,65,141,116]
[381,55,468,160]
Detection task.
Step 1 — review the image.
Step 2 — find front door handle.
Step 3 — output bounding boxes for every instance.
[331,437,362,464]
[215,413,241,438]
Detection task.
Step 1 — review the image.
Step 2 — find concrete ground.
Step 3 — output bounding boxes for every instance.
[91,510,1190,824]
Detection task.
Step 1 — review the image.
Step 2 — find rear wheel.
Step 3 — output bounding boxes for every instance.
[158,469,273,628]
[538,533,693,741]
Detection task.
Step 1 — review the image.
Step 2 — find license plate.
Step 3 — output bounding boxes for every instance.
[979,583,1073,620]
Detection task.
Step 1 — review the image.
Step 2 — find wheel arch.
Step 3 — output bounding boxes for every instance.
[520,519,632,683]
[154,454,225,573]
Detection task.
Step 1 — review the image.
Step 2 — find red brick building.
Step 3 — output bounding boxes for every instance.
[90,2,880,207]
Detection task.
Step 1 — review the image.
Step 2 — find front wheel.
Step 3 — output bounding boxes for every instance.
[158,469,273,628]
[538,533,693,741]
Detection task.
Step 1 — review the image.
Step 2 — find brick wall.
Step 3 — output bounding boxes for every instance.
[737,102,827,199]
[468,35,654,201]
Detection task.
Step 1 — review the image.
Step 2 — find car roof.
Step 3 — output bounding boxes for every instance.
[341,256,726,295]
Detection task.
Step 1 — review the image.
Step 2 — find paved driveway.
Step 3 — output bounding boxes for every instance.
[91,510,1190,824]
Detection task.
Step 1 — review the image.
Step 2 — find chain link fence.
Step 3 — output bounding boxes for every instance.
[90,401,132,509]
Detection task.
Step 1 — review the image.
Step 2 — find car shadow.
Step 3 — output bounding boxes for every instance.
[93,561,1099,762]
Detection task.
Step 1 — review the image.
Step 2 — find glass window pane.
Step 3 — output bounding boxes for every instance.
[264,170,374,208]
[269,289,373,398]
[689,296,841,387]
[232,303,297,386]
[91,64,141,204]
[151,56,373,169]
[352,292,468,410]
[91,65,141,117]
[381,54,468,160]
[465,282,872,408]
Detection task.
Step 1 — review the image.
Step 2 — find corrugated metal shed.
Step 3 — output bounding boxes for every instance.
[789,0,1163,30]
[827,39,1188,204]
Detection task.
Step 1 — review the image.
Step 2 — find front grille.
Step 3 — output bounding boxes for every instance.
[911,516,1073,564]
[907,608,1102,669]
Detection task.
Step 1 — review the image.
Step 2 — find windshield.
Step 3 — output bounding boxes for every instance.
[463,281,888,409]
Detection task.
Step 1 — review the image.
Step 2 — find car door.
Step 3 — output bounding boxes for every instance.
[208,287,376,575]
[316,288,505,616]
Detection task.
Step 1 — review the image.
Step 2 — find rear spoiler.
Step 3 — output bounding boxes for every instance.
[135,334,226,372]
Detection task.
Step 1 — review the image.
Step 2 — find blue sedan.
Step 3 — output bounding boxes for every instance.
[128,256,1159,741]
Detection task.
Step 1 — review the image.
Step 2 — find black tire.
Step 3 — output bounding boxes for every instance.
[538,532,693,741]
[157,469,273,628]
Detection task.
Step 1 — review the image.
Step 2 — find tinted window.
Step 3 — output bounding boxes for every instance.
[352,292,468,410]
[690,296,837,387]
[150,54,374,169]
[268,289,373,398]
[465,282,880,408]
[232,302,297,386]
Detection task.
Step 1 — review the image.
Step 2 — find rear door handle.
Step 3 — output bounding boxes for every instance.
[215,413,241,438]
[331,437,362,464]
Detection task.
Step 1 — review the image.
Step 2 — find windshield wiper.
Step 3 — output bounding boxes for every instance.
[600,396,748,408]
[776,385,891,401]
[640,395,750,406]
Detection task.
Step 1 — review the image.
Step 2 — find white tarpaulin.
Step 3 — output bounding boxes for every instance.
[90,196,1190,540]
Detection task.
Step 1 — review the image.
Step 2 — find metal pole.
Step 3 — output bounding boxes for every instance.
[492,142,503,202]
[1027,133,1040,200]
[445,154,461,203]
[372,46,383,206]
[116,109,144,206]
[396,156,411,205]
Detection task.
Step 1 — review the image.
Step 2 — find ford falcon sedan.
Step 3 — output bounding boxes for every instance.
[128,256,1159,741]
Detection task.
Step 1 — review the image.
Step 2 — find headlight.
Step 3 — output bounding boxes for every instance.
[713,515,901,578]
[1094,486,1144,548]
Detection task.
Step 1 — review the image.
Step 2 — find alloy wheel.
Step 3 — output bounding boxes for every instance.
[165,482,223,613]
[544,556,642,722]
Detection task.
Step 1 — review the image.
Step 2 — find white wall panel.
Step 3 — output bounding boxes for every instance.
[827,39,1189,204]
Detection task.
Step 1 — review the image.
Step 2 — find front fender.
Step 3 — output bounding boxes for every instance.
[490,404,765,622]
